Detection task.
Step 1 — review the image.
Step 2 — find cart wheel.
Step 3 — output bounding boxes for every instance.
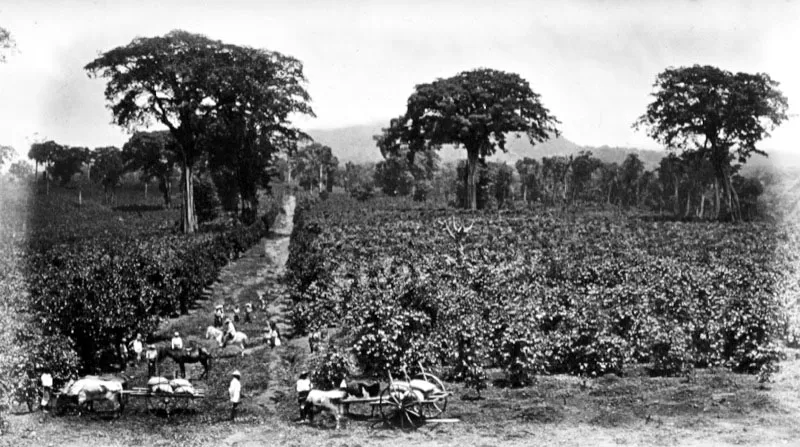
[379,387,423,430]
[172,395,190,414]
[146,393,174,416]
[413,373,448,418]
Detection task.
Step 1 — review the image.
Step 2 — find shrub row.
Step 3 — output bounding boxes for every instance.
[26,218,268,373]
[286,193,792,389]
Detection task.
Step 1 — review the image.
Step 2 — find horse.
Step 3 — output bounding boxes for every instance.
[220,330,248,355]
[305,388,349,429]
[159,345,212,379]
[205,326,224,343]
[57,375,125,416]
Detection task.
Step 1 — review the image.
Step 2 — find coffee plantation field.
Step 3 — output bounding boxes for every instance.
[287,194,799,388]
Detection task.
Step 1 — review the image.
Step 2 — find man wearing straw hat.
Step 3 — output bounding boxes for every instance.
[229,370,242,421]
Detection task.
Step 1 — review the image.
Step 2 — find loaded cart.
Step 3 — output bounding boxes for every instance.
[123,377,205,416]
[337,363,453,430]
[376,364,452,429]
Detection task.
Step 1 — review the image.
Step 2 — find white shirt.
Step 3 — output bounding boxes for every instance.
[146,348,158,360]
[41,373,53,388]
[171,337,183,350]
[229,378,241,403]
[296,378,312,393]
[132,339,143,353]
[225,322,236,335]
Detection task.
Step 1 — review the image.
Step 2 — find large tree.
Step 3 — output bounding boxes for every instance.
[85,30,313,232]
[634,65,788,221]
[377,68,560,209]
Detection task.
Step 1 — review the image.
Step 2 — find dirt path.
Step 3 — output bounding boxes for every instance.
[156,195,301,400]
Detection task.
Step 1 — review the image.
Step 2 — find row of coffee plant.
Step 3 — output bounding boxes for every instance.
[22,187,279,375]
[288,194,796,389]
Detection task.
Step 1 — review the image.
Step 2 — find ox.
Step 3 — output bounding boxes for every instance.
[58,375,126,416]
[305,388,349,430]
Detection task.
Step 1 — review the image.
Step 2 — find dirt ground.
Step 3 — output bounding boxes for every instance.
[4,194,800,446]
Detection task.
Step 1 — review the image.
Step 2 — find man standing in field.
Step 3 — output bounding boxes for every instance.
[146,344,159,377]
[296,371,312,421]
[171,332,184,350]
[229,370,241,421]
[40,369,53,413]
[130,333,143,364]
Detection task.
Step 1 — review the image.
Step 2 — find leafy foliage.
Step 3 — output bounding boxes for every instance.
[286,193,793,391]
[635,65,788,221]
[377,68,560,209]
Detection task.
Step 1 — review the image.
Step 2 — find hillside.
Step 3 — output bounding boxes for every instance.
[306,121,666,168]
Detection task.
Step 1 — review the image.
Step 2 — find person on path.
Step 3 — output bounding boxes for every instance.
[269,320,281,348]
[229,370,242,421]
[130,333,143,364]
[244,302,253,323]
[223,319,236,347]
[233,305,240,323]
[171,332,184,350]
[119,337,129,367]
[214,304,224,328]
[146,344,159,377]
[296,371,312,421]
[40,369,53,413]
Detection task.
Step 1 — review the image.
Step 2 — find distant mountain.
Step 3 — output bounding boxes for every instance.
[307,121,751,170]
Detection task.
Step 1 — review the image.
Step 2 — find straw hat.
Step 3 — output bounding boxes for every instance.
[231,370,241,377]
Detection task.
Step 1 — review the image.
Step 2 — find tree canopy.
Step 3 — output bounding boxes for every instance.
[85,30,313,231]
[377,68,560,209]
[0,26,14,63]
[0,145,14,169]
[634,65,788,221]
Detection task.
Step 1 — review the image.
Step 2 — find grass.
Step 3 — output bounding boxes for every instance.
[5,358,800,446]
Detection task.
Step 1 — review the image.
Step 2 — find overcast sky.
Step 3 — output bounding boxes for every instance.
[1,0,798,163]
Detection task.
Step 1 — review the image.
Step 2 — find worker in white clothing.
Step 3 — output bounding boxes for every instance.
[229,370,242,421]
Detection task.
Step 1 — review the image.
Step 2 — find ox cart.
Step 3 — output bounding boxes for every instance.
[123,386,206,416]
[338,364,453,430]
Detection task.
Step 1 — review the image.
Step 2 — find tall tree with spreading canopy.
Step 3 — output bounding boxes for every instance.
[377,68,560,209]
[85,30,313,232]
[634,65,788,221]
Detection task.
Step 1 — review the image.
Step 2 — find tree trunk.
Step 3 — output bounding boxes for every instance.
[319,164,324,193]
[160,176,172,209]
[722,169,741,222]
[144,181,148,201]
[683,192,692,219]
[466,148,479,210]
[713,178,721,220]
[698,192,705,219]
[180,161,197,234]
[673,179,679,215]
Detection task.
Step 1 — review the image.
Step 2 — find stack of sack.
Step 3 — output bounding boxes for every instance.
[169,378,196,395]
[147,377,173,394]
